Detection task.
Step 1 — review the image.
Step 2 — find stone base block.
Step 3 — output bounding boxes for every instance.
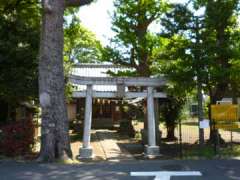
[144,145,160,157]
[78,147,93,159]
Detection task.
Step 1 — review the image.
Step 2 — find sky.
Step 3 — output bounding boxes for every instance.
[78,0,115,46]
[77,0,190,46]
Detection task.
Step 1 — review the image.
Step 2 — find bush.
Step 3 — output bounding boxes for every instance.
[0,119,35,157]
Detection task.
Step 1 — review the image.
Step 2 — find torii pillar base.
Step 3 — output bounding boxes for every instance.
[78,147,93,159]
[144,145,160,157]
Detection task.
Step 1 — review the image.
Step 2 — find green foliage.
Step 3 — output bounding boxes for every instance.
[156,0,240,140]
[152,4,194,130]
[157,3,204,91]
[158,0,240,105]
[159,86,187,131]
[112,0,164,44]
[102,0,167,76]
[183,144,240,159]
[203,1,239,79]
[153,35,195,93]
[63,14,103,100]
[183,145,215,159]
[200,0,240,102]
[0,0,40,105]
[64,15,102,64]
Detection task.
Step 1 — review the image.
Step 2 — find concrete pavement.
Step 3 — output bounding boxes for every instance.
[0,160,240,180]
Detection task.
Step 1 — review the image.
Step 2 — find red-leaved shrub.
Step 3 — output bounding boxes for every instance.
[0,119,35,156]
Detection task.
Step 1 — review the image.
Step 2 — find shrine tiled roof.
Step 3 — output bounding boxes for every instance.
[71,63,133,92]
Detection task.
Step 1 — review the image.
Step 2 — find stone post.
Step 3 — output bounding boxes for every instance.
[79,84,93,158]
[145,86,160,156]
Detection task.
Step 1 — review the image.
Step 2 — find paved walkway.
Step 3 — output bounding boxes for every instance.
[96,130,134,161]
[71,130,134,161]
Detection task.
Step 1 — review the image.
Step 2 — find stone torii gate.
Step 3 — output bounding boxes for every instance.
[69,75,167,158]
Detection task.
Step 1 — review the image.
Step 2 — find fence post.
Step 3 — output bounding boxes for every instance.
[178,118,183,158]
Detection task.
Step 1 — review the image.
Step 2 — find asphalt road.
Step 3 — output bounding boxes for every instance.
[0,160,239,180]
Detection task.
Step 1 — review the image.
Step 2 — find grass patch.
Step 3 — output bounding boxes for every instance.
[220,144,240,157]
[183,144,240,159]
[183,146,215,159]
[134,131,142,140]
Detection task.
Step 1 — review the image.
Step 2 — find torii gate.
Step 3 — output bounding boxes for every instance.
[69,75,167,158]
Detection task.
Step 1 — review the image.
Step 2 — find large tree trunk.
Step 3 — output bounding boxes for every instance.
[166,125,176,141]
[38,0,72,162]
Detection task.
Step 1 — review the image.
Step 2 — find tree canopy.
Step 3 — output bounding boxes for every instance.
[102,0,167,76]
[0,0,40,105]
[64,15,102,64]
[156,0,240,102]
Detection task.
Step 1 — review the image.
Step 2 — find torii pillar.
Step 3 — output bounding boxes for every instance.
[79,84,93,159]
[145,86,160,156]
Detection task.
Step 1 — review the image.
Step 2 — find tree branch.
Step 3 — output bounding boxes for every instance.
[130,48,137,68]
[66,0,94,7]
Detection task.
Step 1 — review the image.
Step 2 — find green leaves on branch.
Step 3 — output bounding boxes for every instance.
[0,0,40,105]
[102,0,167,76]
[64,16,102,64]
[63,15,103,100]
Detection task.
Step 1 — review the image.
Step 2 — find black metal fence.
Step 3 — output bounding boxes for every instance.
[160,118,240,159]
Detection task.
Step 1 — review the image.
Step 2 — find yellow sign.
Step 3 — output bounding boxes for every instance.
[215,123,240,130]
[211,105,239,121]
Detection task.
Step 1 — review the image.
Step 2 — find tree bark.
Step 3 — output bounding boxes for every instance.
[38,0,72,162]
[38,0,94,162]
[166,125,176,140]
